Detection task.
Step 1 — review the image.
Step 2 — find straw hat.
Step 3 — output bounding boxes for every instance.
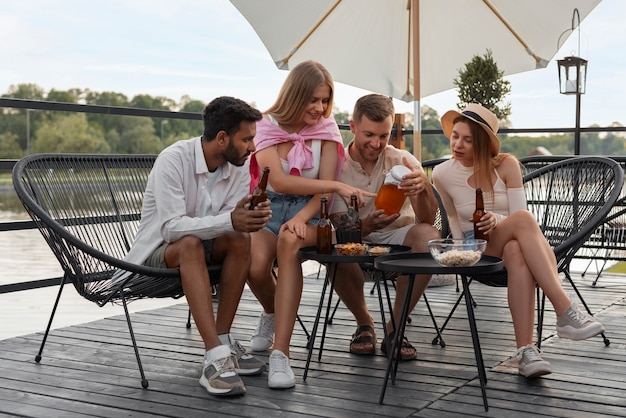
[440,103,500,156]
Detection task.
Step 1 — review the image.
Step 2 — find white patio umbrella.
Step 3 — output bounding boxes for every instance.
[230,0,601,157]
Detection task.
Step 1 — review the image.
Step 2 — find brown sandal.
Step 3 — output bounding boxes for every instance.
[381,332,417,361]
[349,325,377,355]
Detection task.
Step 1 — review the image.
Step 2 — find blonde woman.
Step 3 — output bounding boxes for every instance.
[246,60,373,389]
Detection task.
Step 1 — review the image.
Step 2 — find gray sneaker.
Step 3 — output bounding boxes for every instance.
[556,304,605,340]
[250,312,274,352]
[199,345,246,396]
[515,344,552,378]
[231,340,267,375]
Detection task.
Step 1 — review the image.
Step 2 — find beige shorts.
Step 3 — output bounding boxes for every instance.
[364,224,413,246]
[144,239,214,268]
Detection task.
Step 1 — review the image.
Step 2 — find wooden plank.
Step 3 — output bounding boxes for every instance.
[0,270,625,417]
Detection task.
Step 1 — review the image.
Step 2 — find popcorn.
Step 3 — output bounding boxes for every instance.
[433,249,481,267]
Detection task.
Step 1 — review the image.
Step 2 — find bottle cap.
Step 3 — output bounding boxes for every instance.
[384,165,411,185]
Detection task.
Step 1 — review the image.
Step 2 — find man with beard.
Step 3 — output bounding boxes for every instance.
[330,94,440,361]
[124,96,271,397]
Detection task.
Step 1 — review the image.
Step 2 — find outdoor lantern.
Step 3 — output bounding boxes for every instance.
[557,55,588,95]
[557,8,588,155]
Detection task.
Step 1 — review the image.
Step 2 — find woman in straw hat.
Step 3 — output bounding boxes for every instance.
[432,103,604,378]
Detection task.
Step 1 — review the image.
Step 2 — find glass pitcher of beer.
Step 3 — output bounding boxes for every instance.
[374,165,410,215]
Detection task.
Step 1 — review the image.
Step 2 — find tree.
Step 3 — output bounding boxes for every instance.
[46,89,78,103]
[32,113,109,153]
[117,116,161,154]
[421,105,449,160]
[0,132,23,159]
[453,49,511,122]
[2,83,45,100]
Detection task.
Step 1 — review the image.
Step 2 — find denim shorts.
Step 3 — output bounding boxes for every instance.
[264,190,319,235]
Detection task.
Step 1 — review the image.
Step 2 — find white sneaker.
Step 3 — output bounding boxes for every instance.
[268,349,295,389]
[250,311,274,352]
[515,344,552,378]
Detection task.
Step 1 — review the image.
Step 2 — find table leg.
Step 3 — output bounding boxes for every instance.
[303,262,335,381]
[318,263,338,361]
[460,274,489,411]
[378,273,415,404]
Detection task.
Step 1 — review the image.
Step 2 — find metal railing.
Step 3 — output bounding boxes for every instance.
[1,98,625,296]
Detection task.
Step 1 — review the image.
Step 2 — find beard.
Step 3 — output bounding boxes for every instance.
[223,140,249,167]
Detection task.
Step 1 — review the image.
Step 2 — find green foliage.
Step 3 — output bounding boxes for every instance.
[0,132,24,159]
[32,113,109,153]
[1,82,623,158]
[421,105,449,159]
[453,49,512,122]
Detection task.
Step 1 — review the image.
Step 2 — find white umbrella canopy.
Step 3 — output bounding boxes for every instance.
[230,0,601,155]
[230,0,600,101]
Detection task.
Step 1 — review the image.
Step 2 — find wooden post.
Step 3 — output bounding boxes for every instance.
[390,113,405,150]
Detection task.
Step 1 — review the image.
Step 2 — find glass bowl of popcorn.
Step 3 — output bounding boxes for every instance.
[428,239,487,267]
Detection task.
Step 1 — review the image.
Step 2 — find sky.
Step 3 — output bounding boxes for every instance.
[0,0,624,130]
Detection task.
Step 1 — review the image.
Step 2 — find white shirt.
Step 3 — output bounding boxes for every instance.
[123,136,249,266]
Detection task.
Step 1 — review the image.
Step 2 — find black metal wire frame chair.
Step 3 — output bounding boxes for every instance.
[520,155,626,287]
[431,156,624,349]
[12,153,221,389]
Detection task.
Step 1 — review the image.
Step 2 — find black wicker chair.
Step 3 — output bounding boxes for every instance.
[432,156,623,348]
[12,153,220,389]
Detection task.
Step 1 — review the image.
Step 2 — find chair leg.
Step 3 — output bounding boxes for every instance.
[327,297,341,325]
[297,313,311,345]
[536,286,546,350]
[432,277,476,346]
[423,293,445,347]
[120,289,149,388]
[35,276,67,363]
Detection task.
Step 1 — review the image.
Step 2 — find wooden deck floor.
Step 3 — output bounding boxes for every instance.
[1,268,625,417]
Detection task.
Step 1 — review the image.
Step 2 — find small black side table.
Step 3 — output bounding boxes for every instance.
[374,252,503,411]
[299,244,411,381]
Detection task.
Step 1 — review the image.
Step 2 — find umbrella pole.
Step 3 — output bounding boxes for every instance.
[412,0,421,160]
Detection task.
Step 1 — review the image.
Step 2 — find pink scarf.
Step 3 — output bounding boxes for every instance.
[249,115,345,192]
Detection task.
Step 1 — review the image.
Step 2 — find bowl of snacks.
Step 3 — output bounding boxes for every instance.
[335,242,368,256]
[428,239,486,267]
[368,245,391,256]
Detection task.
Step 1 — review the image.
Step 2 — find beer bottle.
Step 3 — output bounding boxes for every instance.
[350,194,362,243]
[472,188,488,241]
[249,167,270,210]
[316,196,332,254]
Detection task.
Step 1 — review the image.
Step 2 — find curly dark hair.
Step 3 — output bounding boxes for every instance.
[202,96,262,141]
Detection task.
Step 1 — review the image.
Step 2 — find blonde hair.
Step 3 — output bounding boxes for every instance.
[265,60,335,125]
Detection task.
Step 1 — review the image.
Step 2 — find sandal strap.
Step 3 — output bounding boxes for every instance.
[351,325,376,344]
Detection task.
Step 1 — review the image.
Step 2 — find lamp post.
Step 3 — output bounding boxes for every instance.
[557,9,587,155]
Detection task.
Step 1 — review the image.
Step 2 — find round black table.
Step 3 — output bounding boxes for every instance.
[299,244,411,381]
[374,252,503,411]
